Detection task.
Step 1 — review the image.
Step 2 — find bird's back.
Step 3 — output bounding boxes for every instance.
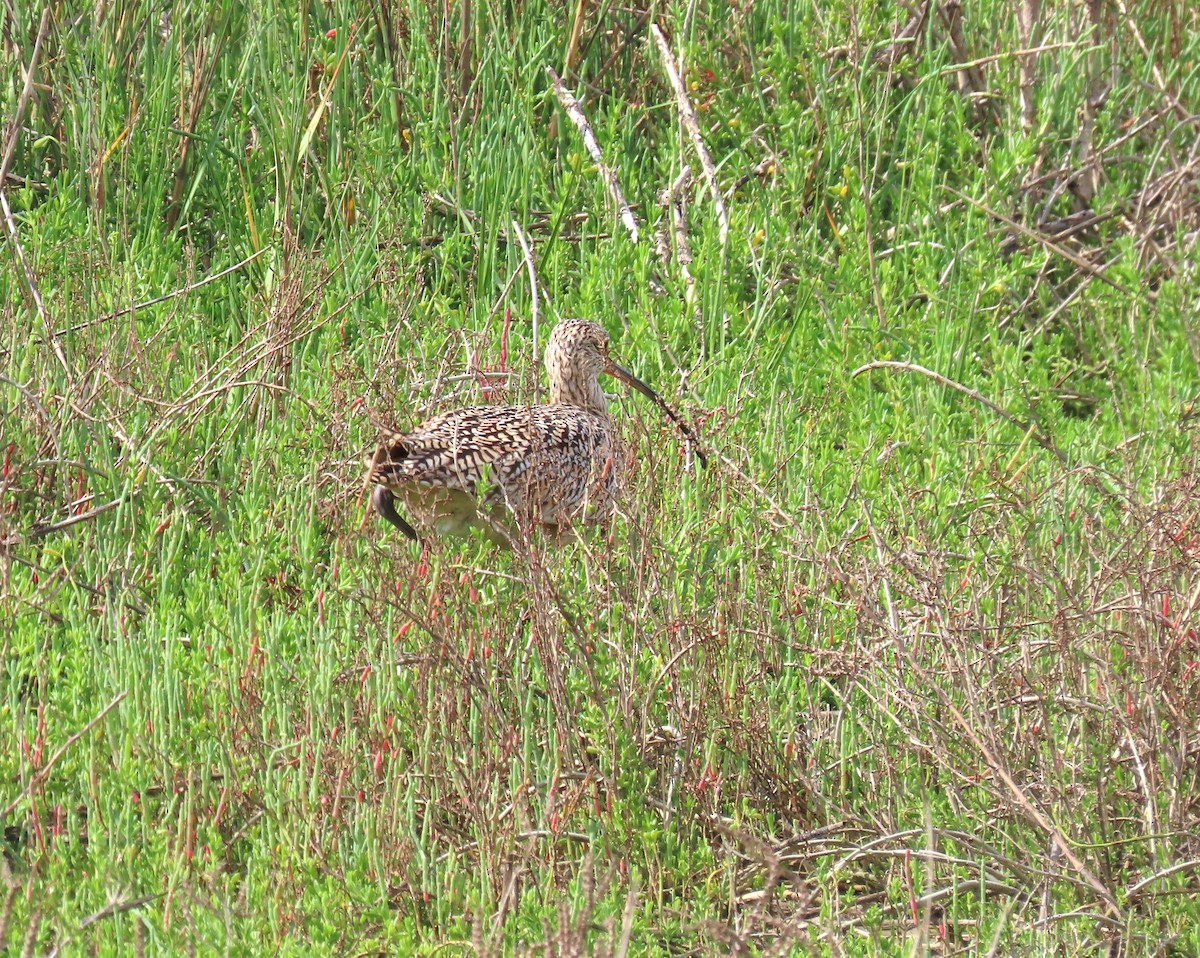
[371,403,619,533]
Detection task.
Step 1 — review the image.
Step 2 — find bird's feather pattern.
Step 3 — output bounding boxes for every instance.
[370,403,619,530]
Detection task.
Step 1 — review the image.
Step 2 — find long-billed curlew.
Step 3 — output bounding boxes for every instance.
[368,319,703,542]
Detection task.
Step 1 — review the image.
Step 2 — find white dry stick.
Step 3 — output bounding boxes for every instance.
[667,168,694,269]
[651,24,728,247]
[545,67,640,244]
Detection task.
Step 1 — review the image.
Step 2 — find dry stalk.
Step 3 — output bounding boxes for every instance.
[545,66,640,244]
[1,10,68,379]
[33,892,164,956]
[937,0,984,96]
[1015,0,1041,134]
[561,0,587,83]
[1111,0,1189,122]
[905,647,1121,916]
[874,0,931,71]
[165,26,224,230]
[46,248,267,342]
[0,373,60,467]
[2,496,123,547]
[715,449,808,534]
[0,9,48,184]
[948,187,1130,294]
[936,41,1081,75]
[849,7,889,330]
[509,218,542,386]
[0,859,20,953]
[369,0,411,151]
[936,0,998,128]
[19,906,38,958]
[655,167,699,315]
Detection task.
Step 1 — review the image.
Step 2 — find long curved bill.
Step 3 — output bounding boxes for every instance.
[372,485,421,541]
[605,359,707,468]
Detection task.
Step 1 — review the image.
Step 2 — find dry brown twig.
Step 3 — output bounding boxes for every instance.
[715,450,808,534]
[936,0,1000,128]
[874,0,931,71]
[0,372,61,467]
[1,497,124,547]
[650,24,728,246]
[78,894,162,931]
[1015,0,1041,134]
[948,187,1131,294]
[55,249,268,340]
[937,2,985,96]
[936,41,1082,76]
[0,9,47,185]
[849,8,890,330]
[902,641,1123,918]
[545,66,640,244]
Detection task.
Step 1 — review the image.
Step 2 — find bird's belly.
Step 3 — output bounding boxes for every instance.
[397,483,481,537]
[519,454,618,526]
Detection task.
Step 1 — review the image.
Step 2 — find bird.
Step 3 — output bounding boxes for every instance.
[368,319,703,543]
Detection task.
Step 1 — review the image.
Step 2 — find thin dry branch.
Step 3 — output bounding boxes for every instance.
[874,0,931,71]
[54,248,267,339]
[1015,0,1042,133]
[1124,858,1200,902]
[545,66,640,244]
[850,359,1068,463]
[655,167,697,306]
[716,450,806,532]
[0,372,61,465]
[2,692,128,819]
[2,496,124,547]
[935,41,1082,75]
[936,0,995,126]
[916,659,1122,917]
[1112,0,1189,122]
[650,24,729,246]
[78,894,162,930]
[948,187,1131,294]
[0,9,48,185]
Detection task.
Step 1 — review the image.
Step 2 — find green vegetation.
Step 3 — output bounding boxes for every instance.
[3,0,1199,952]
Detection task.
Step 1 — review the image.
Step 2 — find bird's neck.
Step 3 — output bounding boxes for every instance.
[550,376,609,415]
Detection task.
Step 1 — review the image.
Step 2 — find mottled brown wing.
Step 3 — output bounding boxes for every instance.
[371,406,548,495]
